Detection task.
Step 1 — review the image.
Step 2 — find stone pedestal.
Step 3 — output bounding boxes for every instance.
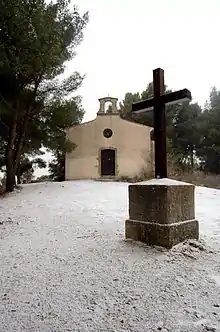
[125,178,199,249]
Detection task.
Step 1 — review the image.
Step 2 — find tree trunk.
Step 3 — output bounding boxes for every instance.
[6,157,15,191]
[5,121,17,192]
[14,115,29,172]
[5,165,15,192]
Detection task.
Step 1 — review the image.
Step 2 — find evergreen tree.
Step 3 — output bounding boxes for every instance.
[0,0,88,191]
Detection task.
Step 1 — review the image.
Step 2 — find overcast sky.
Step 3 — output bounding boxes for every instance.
[68,0,220,121]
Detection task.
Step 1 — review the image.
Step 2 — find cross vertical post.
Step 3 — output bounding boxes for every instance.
[153,68,167,178]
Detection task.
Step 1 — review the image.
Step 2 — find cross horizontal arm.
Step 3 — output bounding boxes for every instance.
[132,88,192,114]
[162,88,192,106]
[132,97,155,113]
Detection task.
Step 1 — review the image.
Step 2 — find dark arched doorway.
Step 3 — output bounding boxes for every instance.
[100,149,116,176]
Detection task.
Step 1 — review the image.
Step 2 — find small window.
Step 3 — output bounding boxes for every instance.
[103,128,113,138]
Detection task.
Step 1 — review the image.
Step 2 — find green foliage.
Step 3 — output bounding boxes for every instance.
[0,0,88,81]
[15,156,47,184]
[48,152,65,182]
[119,91,141,121]
[170,102,202,167]
[33,157,47,169]
[43,96,84,153]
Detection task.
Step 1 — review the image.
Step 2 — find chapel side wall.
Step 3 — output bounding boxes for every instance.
[65,115,153,180]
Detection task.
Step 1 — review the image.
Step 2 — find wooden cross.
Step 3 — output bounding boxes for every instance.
[132,68,192,179]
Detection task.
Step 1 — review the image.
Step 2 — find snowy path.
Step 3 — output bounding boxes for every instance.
[0,181,220,332]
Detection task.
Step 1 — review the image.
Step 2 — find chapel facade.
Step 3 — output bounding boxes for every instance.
[65,97,153,180]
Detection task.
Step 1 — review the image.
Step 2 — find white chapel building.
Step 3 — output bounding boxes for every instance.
[65,97,153,180]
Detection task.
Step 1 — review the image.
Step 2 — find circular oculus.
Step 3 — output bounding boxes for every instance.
[103,128,113,138]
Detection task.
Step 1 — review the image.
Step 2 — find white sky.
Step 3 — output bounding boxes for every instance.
[68,0,220,122]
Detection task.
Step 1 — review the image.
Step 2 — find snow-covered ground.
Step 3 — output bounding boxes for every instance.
[0,180,220,332]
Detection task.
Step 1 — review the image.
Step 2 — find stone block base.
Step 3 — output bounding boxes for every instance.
[125,218,199,249]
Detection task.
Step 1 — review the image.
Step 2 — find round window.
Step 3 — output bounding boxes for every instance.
[103,128,113,138]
